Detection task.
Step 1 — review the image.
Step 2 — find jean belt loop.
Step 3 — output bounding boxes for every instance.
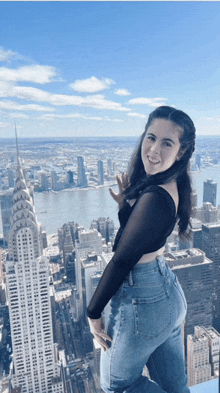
[128,270,134,286]
[157,256,164,276]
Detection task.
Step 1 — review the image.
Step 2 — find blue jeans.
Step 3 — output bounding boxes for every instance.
[101,255,190,393]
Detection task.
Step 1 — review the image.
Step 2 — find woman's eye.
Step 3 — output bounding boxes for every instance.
[164,142,172,147]
[148,136,155,141]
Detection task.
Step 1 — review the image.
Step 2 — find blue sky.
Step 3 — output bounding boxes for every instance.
[0,1,220,138]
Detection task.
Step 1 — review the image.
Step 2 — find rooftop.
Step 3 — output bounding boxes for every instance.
[164,248,212,269]
[205,327,220,340]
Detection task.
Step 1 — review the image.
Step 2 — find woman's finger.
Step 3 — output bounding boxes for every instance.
[99,332,112,342]
[124,172,128,182]
[109,188,118,201]
[94,334,111,351]
[116,175,123,192]
[109,188,124,204]
[94,335,109,351]
[122,172,128,188]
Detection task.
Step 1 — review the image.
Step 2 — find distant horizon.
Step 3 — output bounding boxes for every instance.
[0,135,219,140]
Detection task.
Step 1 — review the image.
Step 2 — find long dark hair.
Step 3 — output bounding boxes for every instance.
[124,106,196,238]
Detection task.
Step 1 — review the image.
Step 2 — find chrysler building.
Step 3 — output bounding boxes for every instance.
[5,138,60,393]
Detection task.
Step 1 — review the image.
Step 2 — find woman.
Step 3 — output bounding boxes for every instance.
[87,106,196,393]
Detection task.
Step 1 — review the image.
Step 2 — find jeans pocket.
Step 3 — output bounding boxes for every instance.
[173,276,187,311]
[132,292,171,339]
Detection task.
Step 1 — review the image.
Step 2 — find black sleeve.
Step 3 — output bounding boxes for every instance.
[87,190,175,319]
[118,201,132,227]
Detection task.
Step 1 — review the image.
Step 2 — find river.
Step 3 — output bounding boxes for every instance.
[1,166,220,236]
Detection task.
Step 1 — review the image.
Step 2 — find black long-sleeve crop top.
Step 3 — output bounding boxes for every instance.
[87,185,177,319]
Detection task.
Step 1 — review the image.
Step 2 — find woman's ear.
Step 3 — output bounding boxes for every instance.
[176,149,185,161]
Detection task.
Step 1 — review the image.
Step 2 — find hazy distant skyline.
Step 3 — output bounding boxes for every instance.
[1,2,220,138]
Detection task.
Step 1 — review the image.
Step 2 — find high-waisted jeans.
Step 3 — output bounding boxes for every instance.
[101,255,190,393]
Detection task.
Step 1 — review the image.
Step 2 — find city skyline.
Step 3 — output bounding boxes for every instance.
[1,2,220,138]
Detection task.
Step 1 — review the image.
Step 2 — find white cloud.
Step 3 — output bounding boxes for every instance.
[0,121,11,128]
[41,113,102,121]
[0,65,57,84]
[41,113,123,123]
[0,81,15,97]
[81,94,129,111]
[9,113,29,119]
[127,112,146,118]
[0,81,130,112]
[128,97,167,107]
[205,117,220,122]
[109,119,123,123]
[12,86,53,101]
[0,100,55,112]
[70,76,116,93]
[0,48,17,62]
[114,88,131,96]
[103,116,123,123]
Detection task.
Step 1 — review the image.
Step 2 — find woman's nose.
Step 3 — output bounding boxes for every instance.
[150,142,160,155]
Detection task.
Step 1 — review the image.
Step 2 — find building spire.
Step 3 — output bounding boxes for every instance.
[15,123,21,167]
[8,124,40,261]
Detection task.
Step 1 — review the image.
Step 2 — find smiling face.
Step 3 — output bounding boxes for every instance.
[141,118,183,175]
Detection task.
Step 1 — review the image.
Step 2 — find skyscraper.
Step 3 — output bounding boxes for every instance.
[187,326,220,386]
[51,171,60,191]
[82,255,102,309]
[190,219,202,250]
[7,169,15,189]
[90,217,115,244]
[62,227,74,268]
[97,160,104,185]
[203,179,217,207]
[74,229,102,320]
[193,202,218,224]
[77,157,87,188]
[164,249,213,348]
[191,189,198,209]
[0,246,6,305]
[201,223,220,332]
[106,217,114,243]
[97,217,106,240]
[107,158,113,177]
[66,170,75,187]
[0,189,14,247]
[195,154,201,170]
[5,149,60,392]
[187,326,211,387]
[40,171,50,192]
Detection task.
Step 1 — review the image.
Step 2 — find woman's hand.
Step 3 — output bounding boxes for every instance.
[109,172,129,209]
[88,317,112,351]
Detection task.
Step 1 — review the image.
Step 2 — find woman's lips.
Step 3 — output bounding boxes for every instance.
[148,157,160,165]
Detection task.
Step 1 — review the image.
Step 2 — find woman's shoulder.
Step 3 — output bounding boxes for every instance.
[157,181,178,214]
[140,182,178,215]
[158,180,178,195]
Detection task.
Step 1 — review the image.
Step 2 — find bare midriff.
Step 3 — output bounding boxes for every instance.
[137,246,165,264]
